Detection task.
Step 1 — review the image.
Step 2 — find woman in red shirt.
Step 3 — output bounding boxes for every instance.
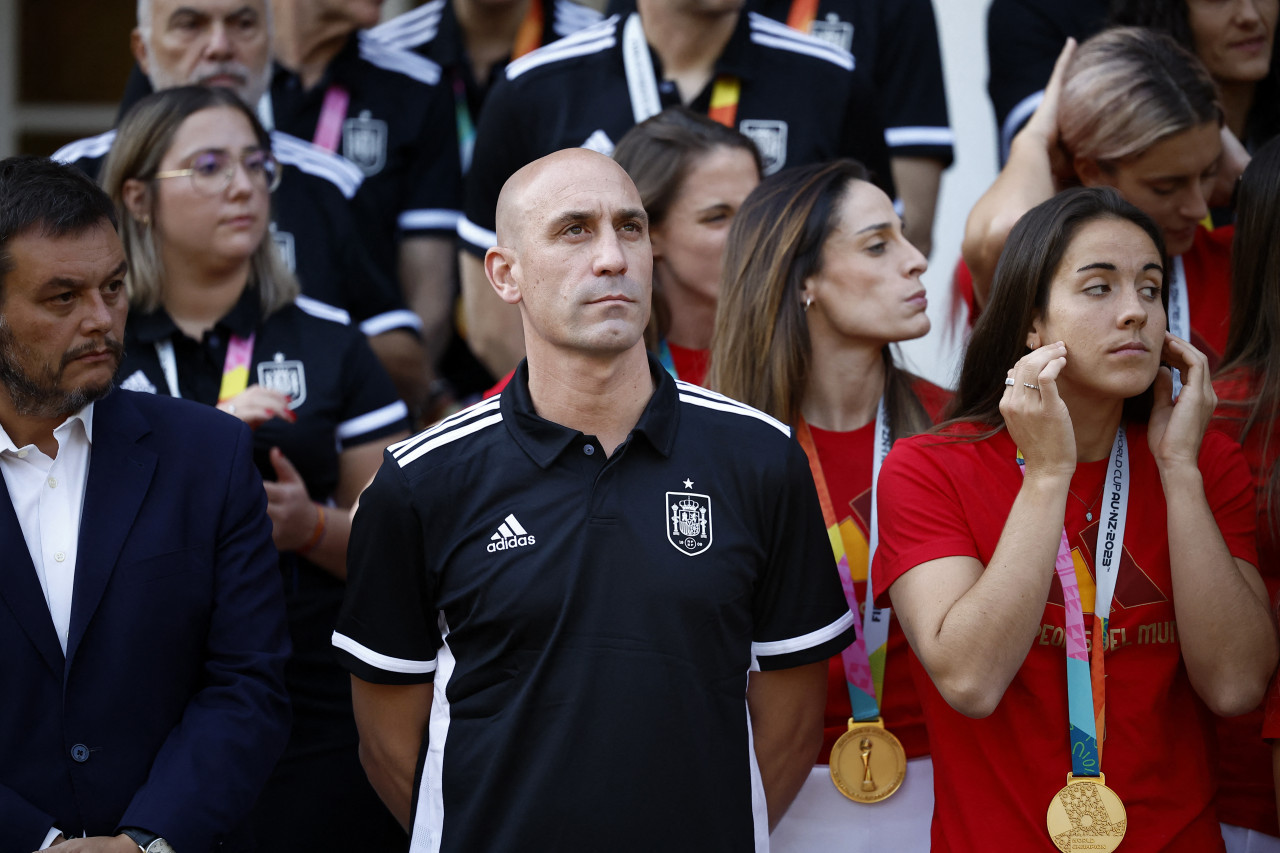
[708,158,947,851]
[876,186,1276,851]
[1213,136,1280,845]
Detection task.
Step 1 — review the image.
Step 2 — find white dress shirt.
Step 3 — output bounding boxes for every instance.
[0,403,94,656]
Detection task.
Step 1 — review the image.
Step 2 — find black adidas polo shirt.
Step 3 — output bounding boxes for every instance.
[334,355,856,852]
[269,32,463,269]
[987,0,1107,164]
[51,128,419,339]
[117,289,409,503]
[459,10,895,257]
[369,0,603,149]
[752,0,953,165]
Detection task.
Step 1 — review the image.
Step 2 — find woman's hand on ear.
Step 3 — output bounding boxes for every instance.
[1149,332,1214,472]
[1000,341,1075,480]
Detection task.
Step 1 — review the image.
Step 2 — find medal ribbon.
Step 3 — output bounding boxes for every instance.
[656,339,679,380]
[1168,255,1188,398]
[154,332,256,403]
[622,13,741,129]
[785,0,820,32]
[795,399,892,721]
[1016,428,1129,777]
[312,85,351,154]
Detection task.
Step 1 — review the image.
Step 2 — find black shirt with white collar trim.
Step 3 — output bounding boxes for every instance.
[334,354,855,852]
[459,10,895,257]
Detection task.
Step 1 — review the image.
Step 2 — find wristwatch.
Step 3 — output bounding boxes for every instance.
[120,828,177,853]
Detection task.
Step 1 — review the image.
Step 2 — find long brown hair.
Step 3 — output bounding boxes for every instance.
[707,159,929,441]
[1219,136,1280,535]
[612,107,762,348]
[947,186,1168,433]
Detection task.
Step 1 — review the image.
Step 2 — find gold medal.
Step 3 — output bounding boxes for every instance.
[828,717,906,803]
[1045,773,1127,852]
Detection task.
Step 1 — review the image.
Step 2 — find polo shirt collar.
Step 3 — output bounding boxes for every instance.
[501,352,680,467]
[129,285,262,344]
[620,9,755,83]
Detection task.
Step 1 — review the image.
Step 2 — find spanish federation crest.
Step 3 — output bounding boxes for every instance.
[810,14,854,53]
[738,120,789,175]
[258,352,307,409]
[343,110,388,175]
[667,491,712,556]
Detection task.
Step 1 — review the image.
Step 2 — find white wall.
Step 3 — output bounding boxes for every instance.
[896,0,996,389]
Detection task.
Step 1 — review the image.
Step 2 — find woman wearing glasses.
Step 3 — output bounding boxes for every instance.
[101,86,412,851]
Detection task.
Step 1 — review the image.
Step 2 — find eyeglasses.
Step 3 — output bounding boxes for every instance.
[154,148,282,196]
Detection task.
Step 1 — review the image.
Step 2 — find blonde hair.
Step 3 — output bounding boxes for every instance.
[1060,27,1222,167]
[100,86,298,316]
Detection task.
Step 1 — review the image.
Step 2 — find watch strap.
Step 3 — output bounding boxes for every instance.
[120,827,158,852]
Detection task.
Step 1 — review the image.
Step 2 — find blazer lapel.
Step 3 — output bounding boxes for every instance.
[65,391,156,666]
[0,483,64,675]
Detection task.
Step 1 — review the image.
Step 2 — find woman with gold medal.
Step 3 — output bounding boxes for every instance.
[708,158,949,851]
[873,186,1277,852]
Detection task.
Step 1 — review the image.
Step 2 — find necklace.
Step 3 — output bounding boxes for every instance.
[1068,482,1105,522]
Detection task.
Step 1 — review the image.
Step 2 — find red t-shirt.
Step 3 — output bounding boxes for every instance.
[666,342,709,388]
[873,423,1257,852]
[958,226,1232,370]
[1212,370,1280,835]
[1183,224,1234,370]
[807,378,952,763]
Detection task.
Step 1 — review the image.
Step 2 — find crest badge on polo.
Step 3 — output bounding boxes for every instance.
[738,120,789,175]
[258,352,307,409]
[343,110,388,176]
[667,484,712,556]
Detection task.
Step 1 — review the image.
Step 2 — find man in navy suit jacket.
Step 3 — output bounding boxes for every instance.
[0,159,290,853]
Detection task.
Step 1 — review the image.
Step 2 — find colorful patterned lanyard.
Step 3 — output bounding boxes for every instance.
[154,333,256,403]
[795,399,892,721]
[454,0,545,171]
[620,13,741,129]
[656,339,679,380]
[1017,428,1129,776]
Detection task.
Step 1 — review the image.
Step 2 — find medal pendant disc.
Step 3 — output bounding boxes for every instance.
[1045,773,1127,852]
[828,718,906,803]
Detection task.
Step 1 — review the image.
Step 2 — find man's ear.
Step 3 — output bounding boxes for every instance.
[122,179,151,225]
[485,247,522,306]
[131,29,151,76]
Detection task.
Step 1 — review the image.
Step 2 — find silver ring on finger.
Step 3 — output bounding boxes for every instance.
[1004,377,1016,387]
[1023,383,1040,391]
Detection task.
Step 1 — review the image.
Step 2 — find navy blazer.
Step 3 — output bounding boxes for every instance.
[0,389,291,852]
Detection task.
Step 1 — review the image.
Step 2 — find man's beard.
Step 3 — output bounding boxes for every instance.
[0,320,124,419]
[148,57,272,108]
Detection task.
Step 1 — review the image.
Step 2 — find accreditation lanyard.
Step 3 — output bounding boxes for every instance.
[621,13,742,129]
[154,333,256,404]
[1016,428,1130,777]
[795,399,892,722]
[1168,256,1188,398]
[312,85,351,154]
[453,0,544,172]
[785,0,820,32]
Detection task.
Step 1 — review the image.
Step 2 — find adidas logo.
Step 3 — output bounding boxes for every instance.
[487,513,536,553]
